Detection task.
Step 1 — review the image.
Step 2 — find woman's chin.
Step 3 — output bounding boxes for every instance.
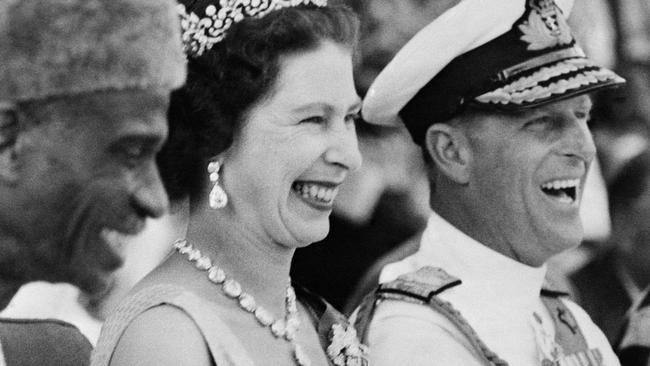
[284,218,331,249]
[282,193,334,247]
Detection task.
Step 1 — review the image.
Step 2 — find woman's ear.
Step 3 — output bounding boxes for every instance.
[424,123,472,185]
[0,106,20,185]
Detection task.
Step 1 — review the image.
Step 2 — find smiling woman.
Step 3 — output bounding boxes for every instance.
[91,2,367,366]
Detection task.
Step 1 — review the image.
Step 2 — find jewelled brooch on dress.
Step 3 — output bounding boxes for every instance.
[326,323,369,366]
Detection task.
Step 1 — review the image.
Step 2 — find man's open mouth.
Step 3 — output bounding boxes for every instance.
[540,178,580,204]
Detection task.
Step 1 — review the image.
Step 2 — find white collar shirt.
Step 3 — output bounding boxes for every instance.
[367,211,620,366]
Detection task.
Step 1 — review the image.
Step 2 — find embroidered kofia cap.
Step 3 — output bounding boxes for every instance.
[362,0,626,145]
[177,0,328,58]
[0,0,187,103]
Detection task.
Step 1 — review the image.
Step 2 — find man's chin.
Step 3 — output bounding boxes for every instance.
[75,269,117,301]
[76,273,118,320]
[545,226,584,255]
[533,206,582,244]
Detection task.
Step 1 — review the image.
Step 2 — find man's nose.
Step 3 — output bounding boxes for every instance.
[132,164,169,219]
[561,119,596,165]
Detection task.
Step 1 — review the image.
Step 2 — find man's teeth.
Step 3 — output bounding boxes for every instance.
[100,228,131,252]
[541,179,580,190]
[293,183,338,203]
[540,178,580,204]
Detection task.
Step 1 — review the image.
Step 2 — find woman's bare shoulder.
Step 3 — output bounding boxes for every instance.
[109,304,213,366]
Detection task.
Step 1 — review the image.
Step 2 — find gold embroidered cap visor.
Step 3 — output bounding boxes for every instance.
[361,0,625,146]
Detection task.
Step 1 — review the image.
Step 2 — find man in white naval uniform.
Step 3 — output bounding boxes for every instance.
[353,0,625,365]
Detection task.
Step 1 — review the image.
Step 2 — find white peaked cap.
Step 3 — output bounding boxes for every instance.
[361,0,587,128]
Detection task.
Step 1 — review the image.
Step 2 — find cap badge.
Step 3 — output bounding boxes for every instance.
[519,0,572,51]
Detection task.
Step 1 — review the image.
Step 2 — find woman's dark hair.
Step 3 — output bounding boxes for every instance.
[158,3,359,203]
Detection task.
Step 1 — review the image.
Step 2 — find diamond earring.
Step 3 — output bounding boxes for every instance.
[207,159,228,209]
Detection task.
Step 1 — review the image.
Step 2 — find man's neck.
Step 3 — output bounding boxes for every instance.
[0,231,26,310]
[431,195,547,267]
[0,279,21,311]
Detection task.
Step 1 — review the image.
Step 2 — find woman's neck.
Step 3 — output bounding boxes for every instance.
[185,207,295,316]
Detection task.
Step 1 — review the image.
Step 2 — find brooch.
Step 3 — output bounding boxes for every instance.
[326,323,369,366]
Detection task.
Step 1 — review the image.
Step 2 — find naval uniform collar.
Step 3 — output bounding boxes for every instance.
[417,211,548,308]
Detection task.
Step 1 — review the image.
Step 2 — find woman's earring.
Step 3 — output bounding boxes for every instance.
[207,159,228,209]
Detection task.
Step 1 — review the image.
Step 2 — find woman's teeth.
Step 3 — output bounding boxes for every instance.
[293,182,338,204]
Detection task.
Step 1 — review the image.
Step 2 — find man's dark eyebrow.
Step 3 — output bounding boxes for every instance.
[0,105,18,151]
[504,108,544,121]
[113,134,166,151]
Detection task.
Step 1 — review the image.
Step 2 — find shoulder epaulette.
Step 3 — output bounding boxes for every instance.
[377,266,462,302]
[353,266,462,346]
[354,267,508,366]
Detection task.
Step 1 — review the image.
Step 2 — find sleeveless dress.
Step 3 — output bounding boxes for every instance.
[90,284,257,366]
[91,283,368,366]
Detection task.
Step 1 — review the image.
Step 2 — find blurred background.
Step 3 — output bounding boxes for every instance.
[3,0,649,347]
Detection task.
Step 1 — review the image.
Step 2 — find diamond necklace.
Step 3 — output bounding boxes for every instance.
[173,239,312,366]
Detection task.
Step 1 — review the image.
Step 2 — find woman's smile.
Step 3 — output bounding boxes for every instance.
[292,181,340,210]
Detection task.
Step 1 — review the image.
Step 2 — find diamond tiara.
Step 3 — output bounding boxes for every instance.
[178,0,328,57]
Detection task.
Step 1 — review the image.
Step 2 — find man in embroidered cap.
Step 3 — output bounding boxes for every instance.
[0,0,186,364]
[352,0,624,365]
